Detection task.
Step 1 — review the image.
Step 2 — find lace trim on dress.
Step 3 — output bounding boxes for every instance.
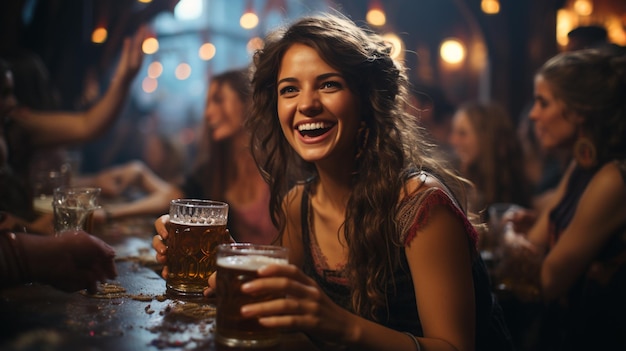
[398,187,478,250]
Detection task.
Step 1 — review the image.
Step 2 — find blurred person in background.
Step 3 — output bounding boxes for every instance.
[513,49,626,350]
[449,100,532,214]
[0,27,145,235]
[1,59,117,293]
[518,24,624,213]
[90,68,277,245]
[565,25,608,52]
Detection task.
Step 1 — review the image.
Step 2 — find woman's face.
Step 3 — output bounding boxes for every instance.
[276,43,361,164]
[528,75,577,151]
[449,110,479,168]
[203,80,245,142]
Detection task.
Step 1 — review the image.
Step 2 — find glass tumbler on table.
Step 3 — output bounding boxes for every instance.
[52,187,101,234]
[165,199,230,297]
[215,243,289,349]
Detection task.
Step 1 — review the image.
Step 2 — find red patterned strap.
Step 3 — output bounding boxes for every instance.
[397,186,479,252]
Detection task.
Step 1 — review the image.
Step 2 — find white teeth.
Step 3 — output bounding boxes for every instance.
[297,122,331,131]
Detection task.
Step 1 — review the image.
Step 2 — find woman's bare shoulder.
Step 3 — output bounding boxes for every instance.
[401,172,447,199]
[586,162,626,202]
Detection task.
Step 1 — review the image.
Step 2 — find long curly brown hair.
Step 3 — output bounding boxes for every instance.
[247,13,468,320]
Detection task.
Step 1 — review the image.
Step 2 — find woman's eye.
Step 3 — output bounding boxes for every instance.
[279,86,297,95]
[321,81,341,89]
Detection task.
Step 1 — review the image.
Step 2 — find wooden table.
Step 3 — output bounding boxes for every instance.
[0,217,320,351]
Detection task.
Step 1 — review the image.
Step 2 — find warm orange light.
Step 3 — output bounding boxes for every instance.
[556,9,576,47]
[573,0,593,16]
[481,0,500,15]
[199,43,216,61]
[240,12,259,29]
[91,27,108,44]
[240,0,258,29]
[382,32,404,61]
[606,16,626,45]
[142,37,159,55]
[366,0,386,26]
[440,38,465,65]
[137,0,152,3]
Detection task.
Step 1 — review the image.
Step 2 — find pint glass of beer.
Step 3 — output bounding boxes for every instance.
[166,199,230,296]
[215,243,289,348]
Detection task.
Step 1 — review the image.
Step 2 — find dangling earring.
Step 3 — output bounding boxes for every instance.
[355,122,370,160]
[573,135,597,169]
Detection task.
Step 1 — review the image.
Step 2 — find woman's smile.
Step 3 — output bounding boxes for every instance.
[277,43,360,163]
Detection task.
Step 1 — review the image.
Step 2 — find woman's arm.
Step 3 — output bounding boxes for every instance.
[9,27,146,147]
[403,202,476,351]
[241,185,477,351]
[540,162,626,301]
[241,263,437,351]
[99,161,183,220]
[526,161,575,252]
[305,200,476,351]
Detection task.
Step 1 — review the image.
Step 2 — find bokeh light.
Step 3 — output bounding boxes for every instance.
[440,38,465,65]
[91,27,108,44]
[142,37,159,55]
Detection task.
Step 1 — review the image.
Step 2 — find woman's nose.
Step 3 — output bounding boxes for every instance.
[298,90,322,116]
[528,102,539,121]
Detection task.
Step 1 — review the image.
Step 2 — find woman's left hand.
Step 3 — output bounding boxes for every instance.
[239,264,355,343]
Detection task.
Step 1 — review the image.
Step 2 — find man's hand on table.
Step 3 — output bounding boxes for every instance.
[20,230,117,293]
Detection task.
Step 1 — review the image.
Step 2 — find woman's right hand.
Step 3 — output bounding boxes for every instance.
[152,214,170,279]
[509,208,538,235]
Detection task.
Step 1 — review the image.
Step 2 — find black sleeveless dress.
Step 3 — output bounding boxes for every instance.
[542,160,626,351]
[299,174,514,350]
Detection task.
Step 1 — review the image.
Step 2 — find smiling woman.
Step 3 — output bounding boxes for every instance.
[238,12,514,351]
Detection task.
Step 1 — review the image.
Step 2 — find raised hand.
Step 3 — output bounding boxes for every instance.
[113,25,147,83]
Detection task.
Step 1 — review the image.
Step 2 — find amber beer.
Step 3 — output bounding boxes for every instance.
[216,244,289,348]
[166,199,229,296]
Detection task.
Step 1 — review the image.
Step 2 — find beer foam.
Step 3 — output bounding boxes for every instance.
[170,216,226,225]
[217,255,288,271]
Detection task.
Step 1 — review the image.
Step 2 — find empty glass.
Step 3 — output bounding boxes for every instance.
[52,187,101,235]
